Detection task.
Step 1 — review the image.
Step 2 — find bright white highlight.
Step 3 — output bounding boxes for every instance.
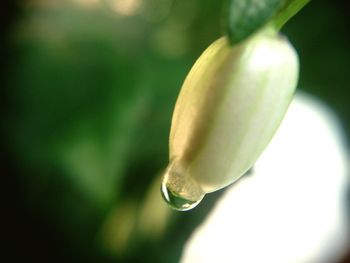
[180,92,349,263]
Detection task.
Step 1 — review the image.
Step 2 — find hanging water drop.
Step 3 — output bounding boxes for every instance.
[161,160,205,211]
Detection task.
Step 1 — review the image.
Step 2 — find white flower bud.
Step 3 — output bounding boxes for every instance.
[161,28,299,211]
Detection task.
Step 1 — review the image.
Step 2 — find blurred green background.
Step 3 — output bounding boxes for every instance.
[0,0,349,262]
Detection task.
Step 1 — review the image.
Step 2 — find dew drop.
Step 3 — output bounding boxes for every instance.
[161,161,205,211]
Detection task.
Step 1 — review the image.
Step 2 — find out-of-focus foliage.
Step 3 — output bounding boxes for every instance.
[1,0,349,262]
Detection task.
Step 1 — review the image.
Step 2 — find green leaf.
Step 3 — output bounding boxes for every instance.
[226,0,284,44]
[272,0,311,30]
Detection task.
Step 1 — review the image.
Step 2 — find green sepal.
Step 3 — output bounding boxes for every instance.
[226,0,284,44]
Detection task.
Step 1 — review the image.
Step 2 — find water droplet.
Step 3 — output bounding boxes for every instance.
[161,161,205,211]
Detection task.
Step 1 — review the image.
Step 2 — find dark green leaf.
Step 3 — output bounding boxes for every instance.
[226,0,284,44]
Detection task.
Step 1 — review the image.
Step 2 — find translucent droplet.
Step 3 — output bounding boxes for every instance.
[161,161,205,211]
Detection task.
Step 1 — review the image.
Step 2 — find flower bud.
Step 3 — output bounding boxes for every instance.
[161,28,299,211]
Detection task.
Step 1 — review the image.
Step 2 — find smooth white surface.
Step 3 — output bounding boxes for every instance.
[170,33,298,193]
[180,93,349,263]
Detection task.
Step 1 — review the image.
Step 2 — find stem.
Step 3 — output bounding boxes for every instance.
[272,0,311,30]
